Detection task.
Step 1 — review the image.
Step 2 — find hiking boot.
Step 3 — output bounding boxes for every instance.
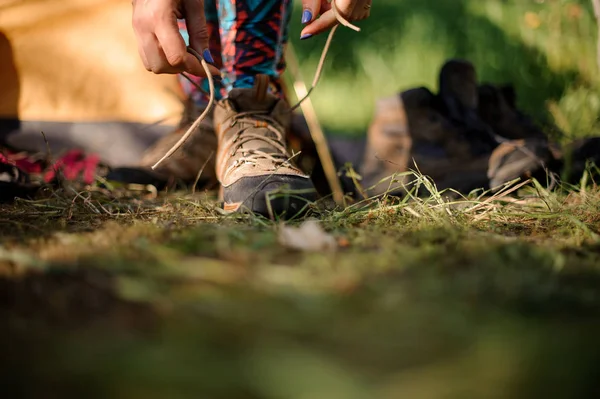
[562,137,600,183]
[487,139,560,190]
[361,91,413,197]
[437,59,498,155]
[438,59,479,120]
[478,84,547,141]
[213,75,317,217]
[107,98,219,190]
[362,87,489,197]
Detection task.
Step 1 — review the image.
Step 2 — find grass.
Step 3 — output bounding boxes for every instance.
[4,0,600,397]
[289,0,600,140]
[3,173,600,397]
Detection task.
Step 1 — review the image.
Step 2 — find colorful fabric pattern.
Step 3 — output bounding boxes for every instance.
[178,0,292,104]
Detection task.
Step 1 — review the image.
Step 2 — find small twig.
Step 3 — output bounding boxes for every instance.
[40,131,64,186]
[95,201,115,216]
[192,150,214,194]
[286,43,345,206]
[466,179,532,214]
[40,131,52,163]
[402,206,422,218]
[69,188,101,214]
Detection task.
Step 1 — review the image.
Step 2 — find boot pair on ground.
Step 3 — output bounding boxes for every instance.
[111,59,600,214]
[361,59,563,197]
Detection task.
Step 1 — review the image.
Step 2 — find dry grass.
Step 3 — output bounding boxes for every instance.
[2,167,600,398]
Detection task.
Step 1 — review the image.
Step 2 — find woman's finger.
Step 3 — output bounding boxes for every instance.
[300,0,321,25]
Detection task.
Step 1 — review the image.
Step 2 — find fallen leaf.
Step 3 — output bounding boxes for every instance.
[278,220,338,252]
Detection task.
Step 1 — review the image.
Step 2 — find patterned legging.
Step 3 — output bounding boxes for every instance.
[178,0,293,104]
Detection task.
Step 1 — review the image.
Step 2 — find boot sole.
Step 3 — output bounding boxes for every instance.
[222,175,317,219]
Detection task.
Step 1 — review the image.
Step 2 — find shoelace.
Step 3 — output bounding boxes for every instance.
[219,111,295,180]
[151,0,359,170]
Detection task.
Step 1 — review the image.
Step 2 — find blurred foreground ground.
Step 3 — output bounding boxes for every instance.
[3,0,600,397]
[2,181,600,398]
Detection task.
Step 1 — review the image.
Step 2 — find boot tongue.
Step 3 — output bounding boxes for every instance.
[227,74,278,113]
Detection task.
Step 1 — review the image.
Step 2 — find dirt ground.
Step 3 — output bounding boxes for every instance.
[2,181,600,398]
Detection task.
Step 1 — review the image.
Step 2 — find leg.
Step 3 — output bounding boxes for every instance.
[212,0,317,218]
[110,0,224,187]
[178,0,225,103]
[117,0,316,216]
[217,0,293,96]
[178,0,293,101]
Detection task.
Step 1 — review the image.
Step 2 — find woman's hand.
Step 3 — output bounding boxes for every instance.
[300,0,372,39]
[132,0,219,76]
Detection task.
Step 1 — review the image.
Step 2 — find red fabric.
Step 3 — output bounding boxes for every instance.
[6,151,43,174]
[43,149,100,185]
[1,147,101,185]
[0,152,13,165]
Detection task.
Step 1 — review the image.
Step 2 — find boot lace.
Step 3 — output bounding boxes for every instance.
[151,0,359,171]
[223,111,294,175]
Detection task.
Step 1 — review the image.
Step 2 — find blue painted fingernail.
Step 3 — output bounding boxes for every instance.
[300,33,313,40]
[202,48,215,64]
[301,10,312,24]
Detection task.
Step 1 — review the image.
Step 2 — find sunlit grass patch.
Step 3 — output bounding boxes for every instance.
[288,0,600,138]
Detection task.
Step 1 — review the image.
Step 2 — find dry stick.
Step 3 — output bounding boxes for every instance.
[286,2,359,206]
[285,43,345,206]
[40,131,52,161]
[40,130,65,186]
[593,0,600,71]
[465,179,532,214]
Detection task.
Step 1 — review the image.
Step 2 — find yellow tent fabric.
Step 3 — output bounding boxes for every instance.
[0,0,183,125]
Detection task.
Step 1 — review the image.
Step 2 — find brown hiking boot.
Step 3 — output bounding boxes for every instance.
[437,59,498,155]
[361,91,413,197]
[563,137,600,183]
[362,87,489,197]
[478,84,547,141]
[213,75,317,217]
[438,59,479,120]
[487,139,559,190]
[139,98,218,185]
